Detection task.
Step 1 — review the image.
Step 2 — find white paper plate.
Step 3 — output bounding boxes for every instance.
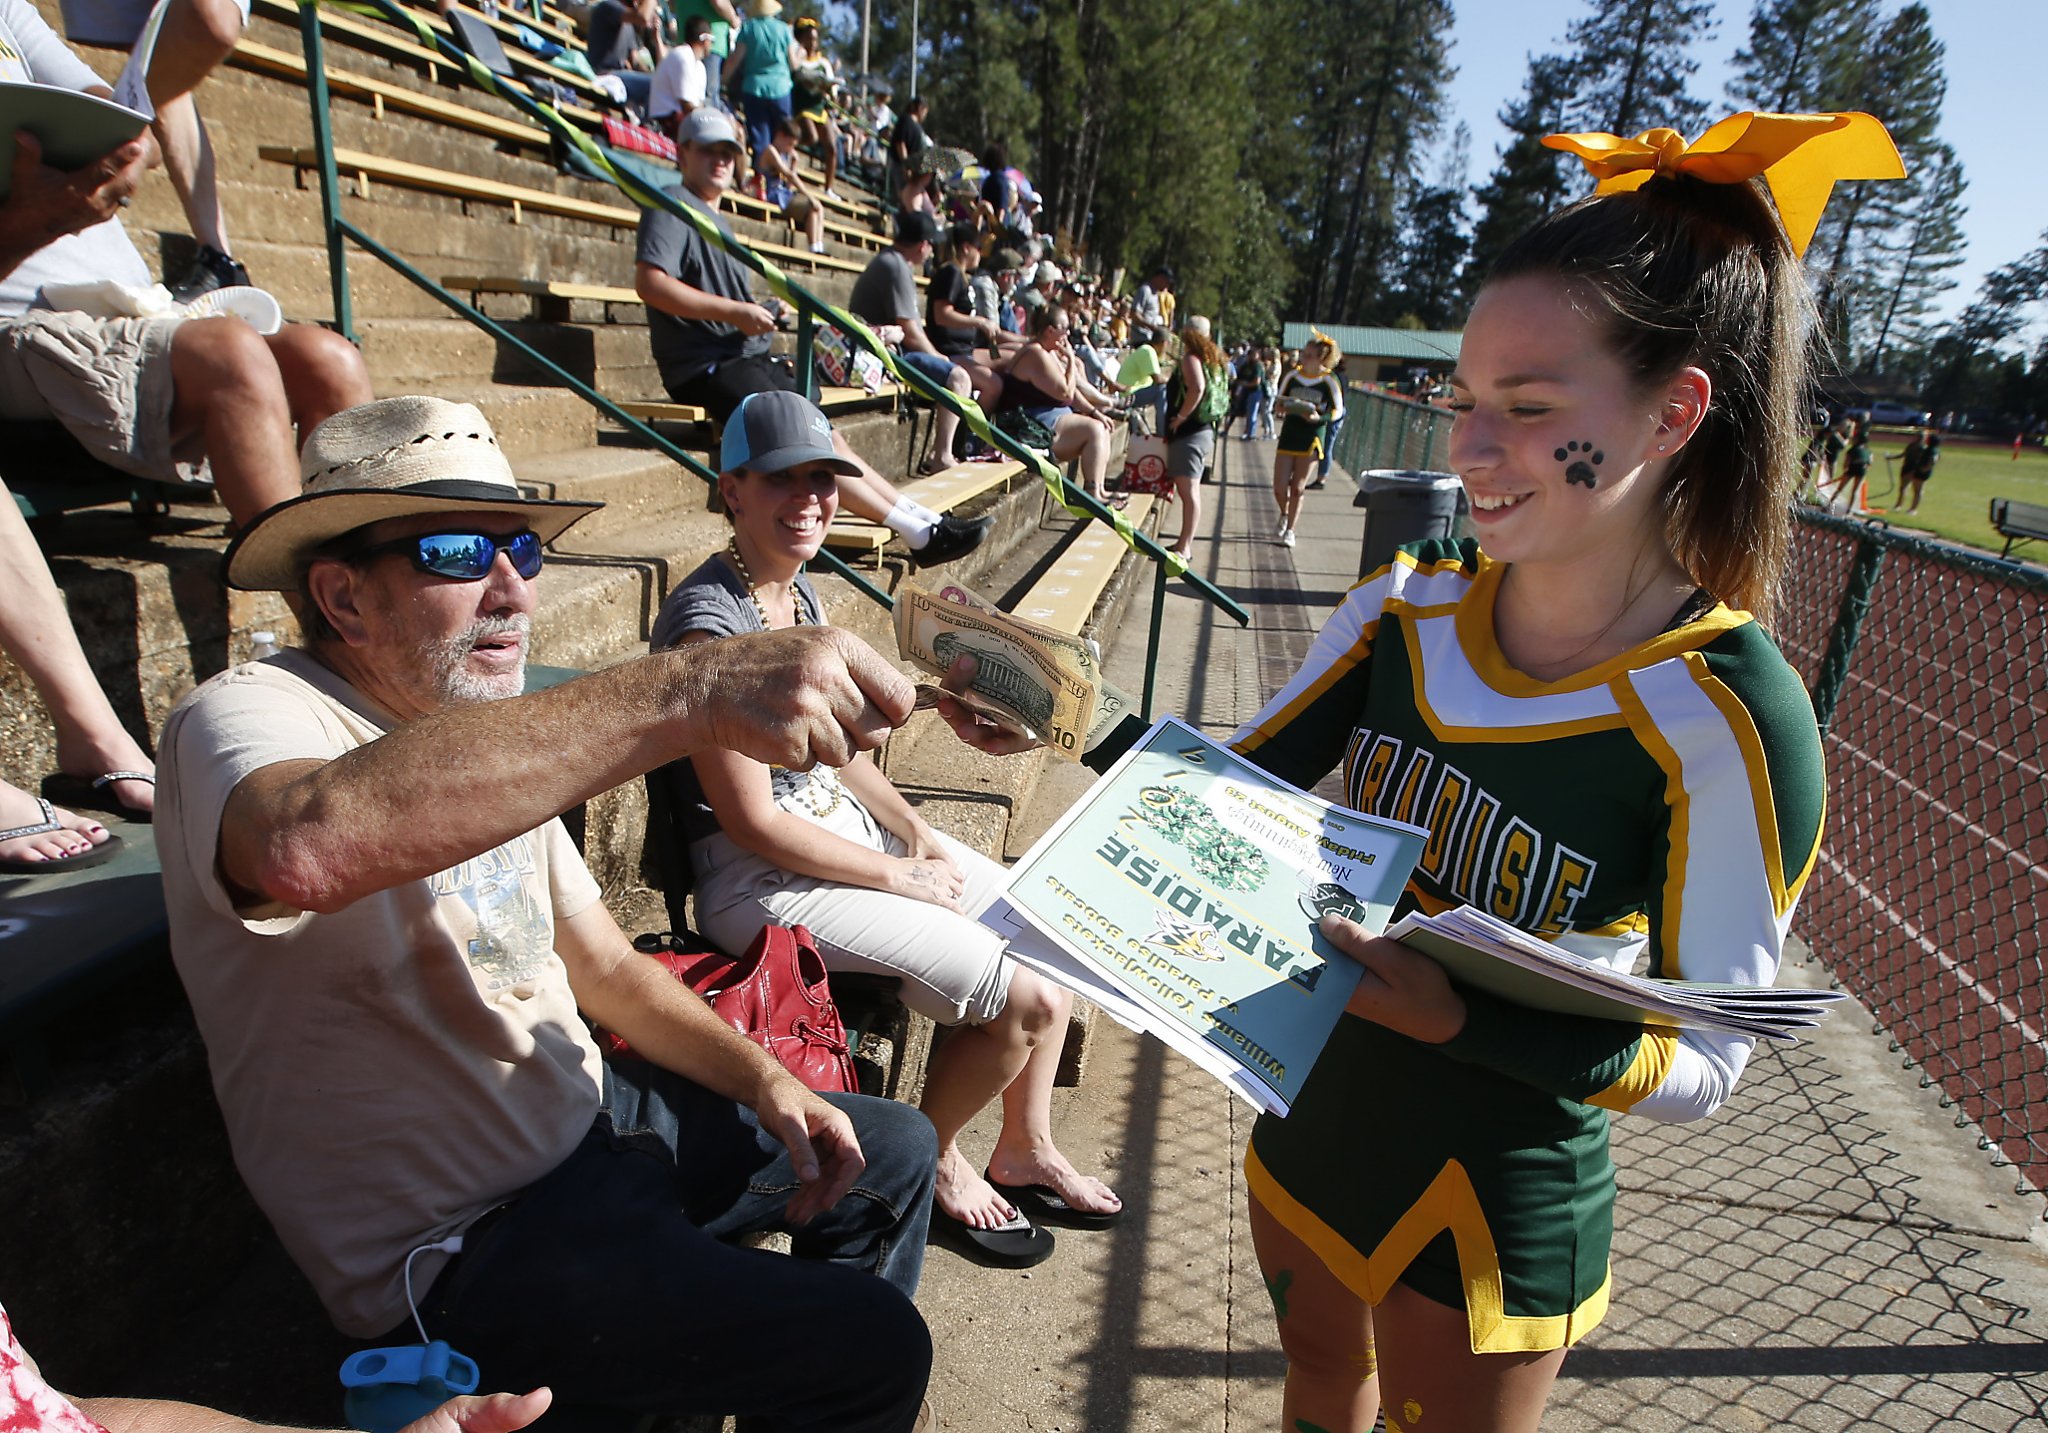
[181,285,283,335]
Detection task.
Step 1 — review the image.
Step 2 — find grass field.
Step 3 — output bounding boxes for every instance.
[1844,432,2048,564]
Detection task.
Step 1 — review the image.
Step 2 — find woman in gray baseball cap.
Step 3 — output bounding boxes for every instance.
[648,390,1123,1268]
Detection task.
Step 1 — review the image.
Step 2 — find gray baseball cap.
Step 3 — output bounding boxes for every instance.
[678,108,742,150]
[720,391,862,476]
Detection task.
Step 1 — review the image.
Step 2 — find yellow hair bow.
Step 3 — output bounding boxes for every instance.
[1542,111,1905,258]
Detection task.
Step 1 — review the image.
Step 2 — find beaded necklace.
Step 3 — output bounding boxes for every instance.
[726,537,844,818]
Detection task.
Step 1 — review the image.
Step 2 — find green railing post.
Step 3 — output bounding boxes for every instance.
[297,3,354,343]
[1810,533,1887,734]
[796,308,817,401]
[1141,551,1168,721]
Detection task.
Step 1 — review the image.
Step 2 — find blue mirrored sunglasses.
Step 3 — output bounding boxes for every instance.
[347,529,545,581]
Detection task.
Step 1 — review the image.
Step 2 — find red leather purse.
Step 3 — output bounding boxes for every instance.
[608,924,859,1095]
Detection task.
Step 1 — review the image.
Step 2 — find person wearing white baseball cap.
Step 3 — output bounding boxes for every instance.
[638,110,992,565]
[167,395,940,1430]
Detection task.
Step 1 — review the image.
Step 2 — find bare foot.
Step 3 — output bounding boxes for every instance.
[55,726,155,815]
[986,1142,1121,1219]
[0,779,111,865]
[933,1144,1017,1230]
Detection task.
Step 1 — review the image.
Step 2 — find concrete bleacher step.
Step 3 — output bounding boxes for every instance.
[358,316,661,399]
[515,446,706,544]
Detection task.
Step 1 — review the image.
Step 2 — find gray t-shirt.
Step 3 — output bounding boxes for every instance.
[635,184,771,390]
[649,554,827,849]
[848,248,919,328]
[0,0,154,316]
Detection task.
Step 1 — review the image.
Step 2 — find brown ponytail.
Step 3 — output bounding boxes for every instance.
[1486,174,1816,626]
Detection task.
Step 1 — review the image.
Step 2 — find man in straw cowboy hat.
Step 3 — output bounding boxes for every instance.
[155,396,938,1431]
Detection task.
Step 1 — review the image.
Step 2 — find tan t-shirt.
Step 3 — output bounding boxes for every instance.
[155,650,606,1337]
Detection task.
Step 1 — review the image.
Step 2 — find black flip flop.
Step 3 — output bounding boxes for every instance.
[930,1204,1055,1268]
[41,771,154,824]
[0,797,124,875]
[985,1169,1124,1230]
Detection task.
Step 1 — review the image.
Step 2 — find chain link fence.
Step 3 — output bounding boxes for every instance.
[1330,387,1454,477]
[1776,510,2048,1207]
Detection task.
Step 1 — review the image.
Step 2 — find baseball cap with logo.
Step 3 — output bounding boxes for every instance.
[720,391,864,476]
[678,108,743,150]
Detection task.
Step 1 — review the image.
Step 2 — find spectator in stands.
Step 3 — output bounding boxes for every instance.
[722,0,794,170]
[0,0,372,530]
[1161,316,1226,559]
[160,395,938,1430]
[860,80,895,168]
[1115,327,1170,435]
[0,488,159,869]
[992,307,1120,501]
[671,0,740,112]
[635,110,990,565]
[1018,260,1061,322]
[584,0,668,112]
[1,1299,551,1433]
[991,250,1026,334]
[1132,266,1172,337]
[648,14,714,137]
[756,116,826,254]
[649,390,1122,1268]
[889,94,931,211]
[60,0,253,298]
[927,221,1016,380]
[788,16,843,201]
[849,210,989,475]
[966,243,1004,332]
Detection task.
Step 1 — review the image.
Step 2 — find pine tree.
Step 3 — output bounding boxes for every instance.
[1804,3,1948,355]
[1726,0,1882,112]
[1382,126,1471,328]
[1561,0,1717,137]
[1861,146,1966,374]
[1462,54,1575,298]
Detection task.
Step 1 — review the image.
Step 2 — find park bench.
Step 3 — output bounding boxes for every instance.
[1989,497,2048,560]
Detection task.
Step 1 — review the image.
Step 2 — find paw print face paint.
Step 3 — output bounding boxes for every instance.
[1556,440,1604,488]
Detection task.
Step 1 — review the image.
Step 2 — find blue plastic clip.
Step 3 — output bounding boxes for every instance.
[340,1342,480,1433]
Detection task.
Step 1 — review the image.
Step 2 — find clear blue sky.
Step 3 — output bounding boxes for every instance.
[1446,0,2044,332]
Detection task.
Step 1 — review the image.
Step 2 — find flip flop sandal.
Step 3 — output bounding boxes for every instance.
[930,1204,1055,1268]
[0,797,124,875]
[985,1169,1124,1230]
[41,770,154,823]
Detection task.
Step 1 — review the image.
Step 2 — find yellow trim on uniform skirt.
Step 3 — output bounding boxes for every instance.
[1277,437,1325,458]
[1245,1144,1612,1354]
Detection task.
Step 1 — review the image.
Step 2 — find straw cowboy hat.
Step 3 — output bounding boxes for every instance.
[223,396,600,592]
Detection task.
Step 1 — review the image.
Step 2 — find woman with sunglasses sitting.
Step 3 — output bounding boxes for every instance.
[646,391,1122,1268]
[990,306,1122,502]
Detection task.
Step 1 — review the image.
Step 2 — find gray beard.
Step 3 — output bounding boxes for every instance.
[423,612,530,706]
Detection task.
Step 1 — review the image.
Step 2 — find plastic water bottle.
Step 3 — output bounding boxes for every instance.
[250,631,280,661]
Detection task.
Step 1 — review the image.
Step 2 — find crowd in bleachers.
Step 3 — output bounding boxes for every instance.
[0,0,1259,1428]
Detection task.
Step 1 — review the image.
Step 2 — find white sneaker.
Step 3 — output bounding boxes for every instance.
[1281,528,1296,547]
[1276,519,1289,538]
[824,189,845,202]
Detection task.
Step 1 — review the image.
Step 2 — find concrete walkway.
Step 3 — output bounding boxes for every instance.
[916,434,2048,1431]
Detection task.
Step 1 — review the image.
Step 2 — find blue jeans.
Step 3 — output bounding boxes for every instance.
[742,92,794,163]
[1247,387,1271,438]
[602,68,653,111]
[405,1060,937,1432]
[1319,415,1344,477]
[1128,382,1168,432]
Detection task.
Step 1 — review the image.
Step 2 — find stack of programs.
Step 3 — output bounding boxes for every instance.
[896,583,1135,762]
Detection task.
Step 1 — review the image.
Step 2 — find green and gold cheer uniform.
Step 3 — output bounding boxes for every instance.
[1274,367,1344,458]
[1231,539,1825,1354]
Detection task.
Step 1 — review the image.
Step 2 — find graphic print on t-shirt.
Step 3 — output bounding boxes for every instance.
[427,835,553,990]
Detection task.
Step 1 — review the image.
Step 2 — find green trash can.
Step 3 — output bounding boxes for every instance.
[1351,469,1466,578]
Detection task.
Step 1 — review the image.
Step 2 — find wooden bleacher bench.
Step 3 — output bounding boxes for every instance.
[1014,492,1161,633]
[261,146,881,279]
[822,458,1023,558]
[249,0,608,124]
[231,38,561,152]
[1989,497,2048,560]
[616,386,897,427]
